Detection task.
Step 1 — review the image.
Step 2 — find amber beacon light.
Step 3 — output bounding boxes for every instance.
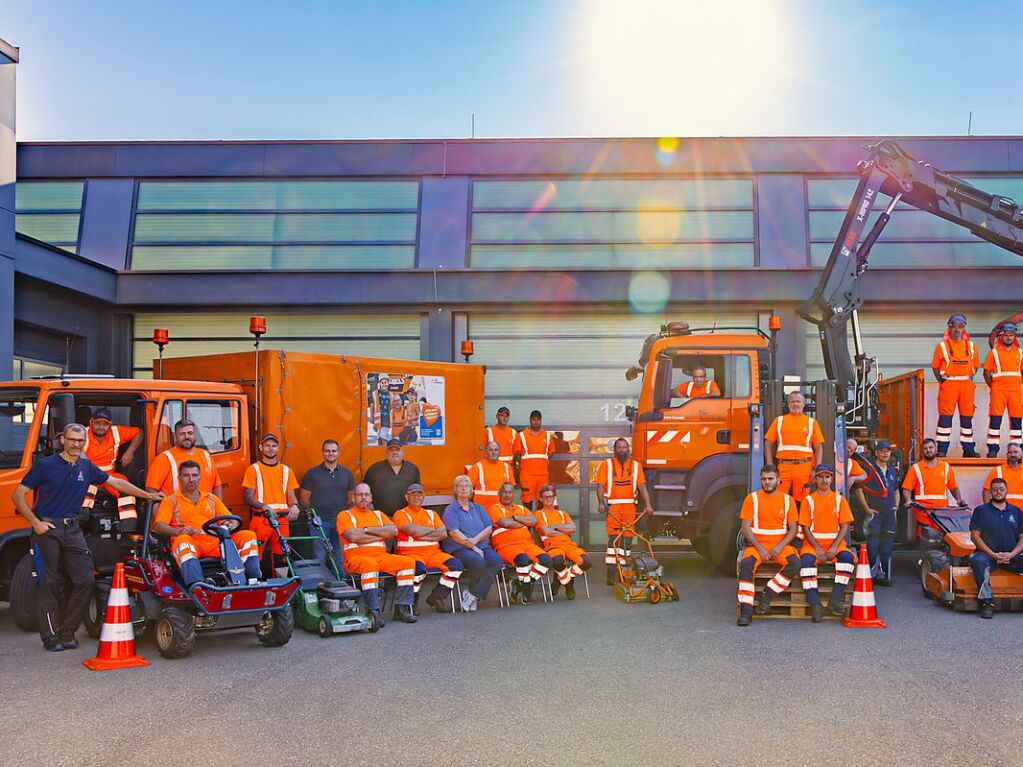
[460,340,475,363]
[152,328,170,379]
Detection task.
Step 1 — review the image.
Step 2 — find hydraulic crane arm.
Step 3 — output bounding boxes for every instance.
[799,139,1023,402]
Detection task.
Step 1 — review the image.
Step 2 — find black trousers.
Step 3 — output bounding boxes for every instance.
[33,524,95,640]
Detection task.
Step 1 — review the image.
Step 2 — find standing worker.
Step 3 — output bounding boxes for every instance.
[486,482,553,605]
[393,484,462,614]
[983,322,1022,457]
[798,465,856,622]
[82,407,144,532]
[931,313,981,457]
[968,477,1023,619]
[145,419,224,498]
[596,437,654,586]
[483,406,518,466]
[515,410,556,510]
[864,439,901,586]
[298,438,356,566]
[244,434,300,567]
[983,442,1023,505]
[363,440,421,515]
[469,441,513,511]
[535,485,592,599]
[764,391,824,505]
[736,464,800,627]
[12,423,159,652]
[902,437,968,532]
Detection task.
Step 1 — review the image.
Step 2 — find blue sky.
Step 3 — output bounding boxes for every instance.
[5,1,1022,141]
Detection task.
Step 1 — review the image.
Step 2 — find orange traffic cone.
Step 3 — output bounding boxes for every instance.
[83,563,150,671]
[843,543,887,629]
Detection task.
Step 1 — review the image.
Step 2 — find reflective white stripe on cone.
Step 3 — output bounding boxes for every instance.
[842,543,887,629]
[83,562,149,670]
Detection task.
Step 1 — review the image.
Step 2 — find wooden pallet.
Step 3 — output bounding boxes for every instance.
[736,562,853,620]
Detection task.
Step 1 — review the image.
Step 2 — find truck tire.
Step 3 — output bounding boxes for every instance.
[10,555,39,633]
[83,589,108,639]
[155,606,197,659]
[691,535,710,559]
[707,498,742,576]
[257,603,294,647]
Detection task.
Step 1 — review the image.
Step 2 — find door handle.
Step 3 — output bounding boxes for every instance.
[716,430,731,444]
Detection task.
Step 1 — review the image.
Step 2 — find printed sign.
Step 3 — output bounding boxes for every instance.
[366,372,445,446]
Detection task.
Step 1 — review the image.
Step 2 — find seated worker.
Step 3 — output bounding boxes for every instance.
[337,483,417,626]
[535,485,592,599]
[672,366,721,399]
[487,481,553,605]
[393,484,463,614]
[736,464,800,626]
[441,475,504,612]
[83,407,144,531]
[244,434,300,568]
[151,461,261,587]
[799,464,857,622]
[969,477,1023,619]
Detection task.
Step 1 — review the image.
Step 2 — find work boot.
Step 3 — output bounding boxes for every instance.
[518,581,534,605]
[56,630,79,650]
[987,449,1000,459]
[828,597,847,617]
[551,578,562,597]
[809,602,823,623]
[412,593,421,617]
[392,604,418,624]
[737,607,752,627]
[962,447,980,458]
[980,600,995,619]
[754,591,772,615]
[509,580,521,602]
[565,580,577,600]
[425,587,452,613]
[42,635,66,652]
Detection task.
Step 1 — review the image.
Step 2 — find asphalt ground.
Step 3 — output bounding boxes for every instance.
[1,552,1022,767]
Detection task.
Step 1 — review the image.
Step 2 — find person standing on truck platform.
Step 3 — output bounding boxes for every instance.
[864,439,901,586]
[145,419,224,499]
[483,406,518,470]
[363,439,421,515]
[469,441,513,511]
[515,410,556,509]
[968,477,1023,619]
[486,481,553,605]
[82,407,144,532]
[983,322,1023,457]
[983,442,1023,505]
[901,437,968,532]
[798,465,856,622]
[672,366,721,399]
[244,434,300,568]
[736,464,800,627]
[370,376,393,445]
[596,437,654,586]
[12,423,160,652]
[298,439,355,567]
[535,485,592,599]
[931,314,981,457]
[764,391,824,504]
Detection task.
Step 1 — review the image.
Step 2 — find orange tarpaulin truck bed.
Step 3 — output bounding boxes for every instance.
[158,350,485,503]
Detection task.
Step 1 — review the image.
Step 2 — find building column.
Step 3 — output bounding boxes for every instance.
[0,40,19,378]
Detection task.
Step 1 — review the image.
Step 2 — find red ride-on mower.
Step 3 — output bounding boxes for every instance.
[917,505,1023,611]
[92,503,300,659]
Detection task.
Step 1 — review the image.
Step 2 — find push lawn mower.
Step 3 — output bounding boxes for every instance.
[610,509,679,604]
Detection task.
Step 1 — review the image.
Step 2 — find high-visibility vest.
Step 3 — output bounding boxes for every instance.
[517,430,552,466]
[470,460,512,496]
[937,339,978,379]
[490,502,529,541]
[910,461,952,505]
[167,492,218,528]
[772,414,817,455]
[84,425,125,472]
[486,424,518,462]
[161,447,213,493]
[536,507,571,542]
[251,462,294,511]
[395,507,442,552]
[602,458,640,505]
[803,492,844,543]
[340,509,387,552]
[988,346,1023,384]
[749,491,792,537]
[991,465,1023,503]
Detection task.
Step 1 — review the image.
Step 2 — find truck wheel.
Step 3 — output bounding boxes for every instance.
[155,606,197,659]
[10,555,39,633]
[257,604,294,647]
[83,589,108,639]
[691,535,710,559]
[707,500,741,575]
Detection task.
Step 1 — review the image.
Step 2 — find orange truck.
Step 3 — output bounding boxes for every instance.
[0,350,483,628]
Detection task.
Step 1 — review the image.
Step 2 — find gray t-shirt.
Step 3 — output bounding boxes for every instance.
[299,463,356,523]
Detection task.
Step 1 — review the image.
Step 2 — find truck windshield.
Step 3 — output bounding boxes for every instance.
[0,387,41,469]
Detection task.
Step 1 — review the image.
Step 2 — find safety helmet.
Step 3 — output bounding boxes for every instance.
[947,313,968,326]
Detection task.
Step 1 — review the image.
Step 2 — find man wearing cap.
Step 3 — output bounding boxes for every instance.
[393,483,463,614]
[146,419,224,499]
[932,313,981,457]
[672,366,721,399]
[487,481,553,605]
[983,322,1023,457]
[799,464,856,621]
[864,439,901,585]
[363,440,421,515]
[469,441,513,511]
[764,391,825,504]
[483,406,518,468]
[515,410,556,509]
[969,477,1023,619]
[82,407,145,532]
[244,434,300,565]
[983,442,1023,506]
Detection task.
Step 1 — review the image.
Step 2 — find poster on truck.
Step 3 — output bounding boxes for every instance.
[366,372,446,446]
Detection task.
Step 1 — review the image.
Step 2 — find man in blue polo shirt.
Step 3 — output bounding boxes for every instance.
[969,476,1023,619]
[12,423,160,651]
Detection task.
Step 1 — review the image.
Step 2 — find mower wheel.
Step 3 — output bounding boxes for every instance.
[257,603,295,647]
[83,589,108,639]
[10,555,39,633]
[649,588,661,605]
[919,557,936,600]
[367,611,382,633]
[156,606,197,659]
[317,615,332,638]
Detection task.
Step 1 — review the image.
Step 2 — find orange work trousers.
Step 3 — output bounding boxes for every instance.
[249,514,291,557]
[542,536,588,566]
[520,470,549,504]
[990,386,1023,417]
[937,379,975,417]
[344,550,417,590]
[777,461,813,502]
[170,530,260,565]
[398,547,458,572]
[494,540,548,566]
[740,544,799,568]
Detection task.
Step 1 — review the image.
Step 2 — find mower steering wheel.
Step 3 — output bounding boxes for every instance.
[202,514,244,537]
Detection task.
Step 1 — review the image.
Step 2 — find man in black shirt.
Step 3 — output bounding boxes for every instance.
[363,439,421,515]
[299,439,356,564]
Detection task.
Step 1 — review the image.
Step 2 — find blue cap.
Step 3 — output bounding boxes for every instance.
[874,439,891,450]
[814,463,835,475]
[91,407,113,422]
[259,433,279,444]
[1001,322,1019,334]
[386,438,403,447]
[947,313,967,326]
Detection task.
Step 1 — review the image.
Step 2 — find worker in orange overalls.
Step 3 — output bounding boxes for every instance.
[982,442,1023,505]
[901,437,968,531]
[487,481,553,605]
[764,390,824,504]
[736,464,800,627]
[983,322,1023,457]
[82,407,145,532]
[932,313,982,457]
[243,434,300,567]
[393,483,462,614]
[338,482,417,625]
[151,460,261,587]
[483,406,518,467]
[799,464,856,622]
[535,484,592,599]
[469,441,513,510]
[596,437,654,586]
[515,409,556,509]
[145,418,224,498]
[672,365,722,399]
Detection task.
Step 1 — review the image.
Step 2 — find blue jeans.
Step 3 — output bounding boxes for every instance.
[970,551,1023,600]
[867,508,897,579]
[445,544,503,599]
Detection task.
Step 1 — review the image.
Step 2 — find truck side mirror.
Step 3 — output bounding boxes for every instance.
[49,392,76,436]
[625,366,643,382]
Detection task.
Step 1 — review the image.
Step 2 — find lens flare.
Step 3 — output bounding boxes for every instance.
[629,271,670,314]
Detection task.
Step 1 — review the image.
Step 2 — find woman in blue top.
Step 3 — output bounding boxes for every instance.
[442,475,504,611]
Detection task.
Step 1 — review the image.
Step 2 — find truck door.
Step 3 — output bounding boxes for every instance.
[185,397,247,515]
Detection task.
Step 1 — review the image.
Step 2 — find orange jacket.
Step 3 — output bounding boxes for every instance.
[673,380,721,398]
[146,446,221,495]
[740,489,794,548]
[984,345,1023,388]
[393,505,445,554]
[902,460,958,509]
[487,501,534,549]
[799,490,853,544]
[469,459,512,505]
[516,429,554,474]
[984,464,1023,504]
[154,491,229,529]
[336,507,392,561]
[596,458,645,513]
[932,338,980,379]
[536,506,573,543]
[765,414,824,460]
[242,461,298,511]
[84,424,140,473]
[483,423,519,462]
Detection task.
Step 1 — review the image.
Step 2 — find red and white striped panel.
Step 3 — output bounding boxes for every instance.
[645,429,691,445]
